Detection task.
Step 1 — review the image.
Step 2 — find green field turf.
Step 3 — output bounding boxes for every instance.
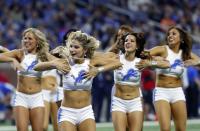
[96,120,200,131]
[97,124,200,131]
[0,119,199,131]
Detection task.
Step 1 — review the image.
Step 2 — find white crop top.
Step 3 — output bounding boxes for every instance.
[42,69,61,86]
[17,53,42,77]
[156,46,184,77]
[114,54,141,86]
[62,59,93,90]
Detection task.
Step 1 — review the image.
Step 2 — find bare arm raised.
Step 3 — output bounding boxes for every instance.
[84,52,122,79]
[0,49,24,70]
[34,56,70,74]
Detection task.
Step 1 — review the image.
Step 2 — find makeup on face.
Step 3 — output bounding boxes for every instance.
[69,40,85,58]
[167,28,181,46]
[124,35,137,52]
[22,32,37,53]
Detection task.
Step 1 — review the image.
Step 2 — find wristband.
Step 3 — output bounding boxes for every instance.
[97,67,104,72]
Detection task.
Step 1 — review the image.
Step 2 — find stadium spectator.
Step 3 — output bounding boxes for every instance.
[92,71,113,122]
[185,66,200,118]
[0,82,15,124]
[141,69,156,121]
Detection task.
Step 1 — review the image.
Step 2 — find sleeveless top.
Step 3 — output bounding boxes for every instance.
[114,54,141,86]
[42,69,61,86]
[156,45,184,78]
[17,52,42,77]
[62,59,93,90]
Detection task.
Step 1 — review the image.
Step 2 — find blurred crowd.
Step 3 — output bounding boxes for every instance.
[0,72,15,124]
[1,0,200,51]
[0,0,200,124]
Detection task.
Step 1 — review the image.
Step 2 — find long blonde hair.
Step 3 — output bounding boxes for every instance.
[22,28,49,61]
[67,31,100,58]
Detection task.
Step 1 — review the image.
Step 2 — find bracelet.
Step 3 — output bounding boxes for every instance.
[97,67,104,72]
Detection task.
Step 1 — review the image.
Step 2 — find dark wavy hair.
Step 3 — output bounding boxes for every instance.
[166,26,192,61]
[114,25,133,42]
[121,32,146,58]
[113,25,134,53]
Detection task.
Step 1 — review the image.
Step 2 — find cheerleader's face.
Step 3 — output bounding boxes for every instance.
[69,40,85,58]
[22,32,37,53]
[124,35,137,53]
[167,28,181,47]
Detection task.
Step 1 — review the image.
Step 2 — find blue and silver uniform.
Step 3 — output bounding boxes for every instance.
[62,59,93,90]
[156,45,184,77]
[17,53,41,77]
[114,54,141,86]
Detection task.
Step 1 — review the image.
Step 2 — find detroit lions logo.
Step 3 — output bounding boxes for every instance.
[171,59,183,69]
[122,69,139,81]
[27,60,38,71]
[72,70,86,85]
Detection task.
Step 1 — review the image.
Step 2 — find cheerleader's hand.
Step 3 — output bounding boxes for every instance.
[140,51,152,60]
[83,65,99,80]
[54,59,71,74]
[11,59,24,71]
[135,59,151,70]
[50,46,69,58]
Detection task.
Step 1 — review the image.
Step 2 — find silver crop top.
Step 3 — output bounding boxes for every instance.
[42,69,60,85]
[17,53,42,77]
[156,45,184,77]
[62,59,93,90]
[114,54,141,86]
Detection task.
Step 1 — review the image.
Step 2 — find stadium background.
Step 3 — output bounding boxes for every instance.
[0,0,200,130]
